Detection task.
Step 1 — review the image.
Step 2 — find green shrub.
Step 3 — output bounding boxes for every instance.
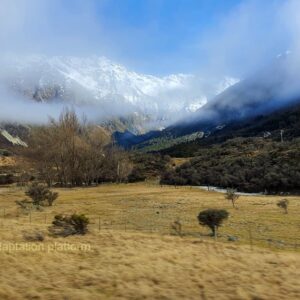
[197,209,229,236]
[160,138,300,193]
[49,214,90,237]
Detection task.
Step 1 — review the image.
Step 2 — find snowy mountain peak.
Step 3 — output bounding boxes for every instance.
[0,55,239,126]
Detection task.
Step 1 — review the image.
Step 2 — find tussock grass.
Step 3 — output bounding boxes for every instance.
[0,231,299,299]
[1,182,300,249]
[0,183,299,299]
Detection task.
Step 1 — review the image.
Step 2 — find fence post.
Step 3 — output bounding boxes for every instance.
[248,225,253,251]
[98,216,101,231]
[214,226,217,240]
[1,208,3,228]
[29,208,32,224]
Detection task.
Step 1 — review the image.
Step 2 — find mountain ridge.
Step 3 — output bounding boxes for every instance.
[115,53,300,148]
[0,55,238,130]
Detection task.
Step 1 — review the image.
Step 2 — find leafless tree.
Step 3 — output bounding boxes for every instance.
[23,109,131,186]
[225,188,240,208]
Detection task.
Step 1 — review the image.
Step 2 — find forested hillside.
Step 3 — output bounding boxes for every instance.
[159,101,300,157]
[161,137,300,193]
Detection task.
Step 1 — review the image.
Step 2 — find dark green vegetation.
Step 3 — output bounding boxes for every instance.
[128,153,171,182]
[154,102,300,193]
[115,100,300,155]
[197,209,229,236]
[160,137,300,193]
[131,131,204,152]
[49,214,90,236]
[15,183,59,213]
[159,101,300,157]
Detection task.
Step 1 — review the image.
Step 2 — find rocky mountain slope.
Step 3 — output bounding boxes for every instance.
[0,124,28,149]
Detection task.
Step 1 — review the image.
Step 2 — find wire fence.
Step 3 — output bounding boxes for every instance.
[1,206,299,252]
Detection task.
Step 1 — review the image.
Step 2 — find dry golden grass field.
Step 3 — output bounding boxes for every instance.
[0,156,15,167]
[0,182,299,299]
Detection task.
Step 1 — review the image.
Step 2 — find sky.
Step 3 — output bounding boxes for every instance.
[0,0,298,78]
[1,0,300,125]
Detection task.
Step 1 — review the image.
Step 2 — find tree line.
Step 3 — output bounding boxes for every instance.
[23,110,132,187]
[160,137,300,193]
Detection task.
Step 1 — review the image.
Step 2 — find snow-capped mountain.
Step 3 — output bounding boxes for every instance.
[0,55,238,129]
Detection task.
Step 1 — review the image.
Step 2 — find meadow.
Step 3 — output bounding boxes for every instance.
[0,182,299,299]
[1,182,299,250]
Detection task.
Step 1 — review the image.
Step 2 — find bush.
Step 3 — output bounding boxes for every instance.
[277,199,289,214]
[49,214,89,237]
[197,209,229,236]
[25,182,58,207]
[128,167,146,182]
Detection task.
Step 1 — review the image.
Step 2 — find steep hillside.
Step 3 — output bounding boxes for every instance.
[0,124,28,149]
[159,100,300,156]
[116,53,300,149]
[116,100,300,151]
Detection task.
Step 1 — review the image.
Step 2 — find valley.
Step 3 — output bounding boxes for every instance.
[1,1,300,299]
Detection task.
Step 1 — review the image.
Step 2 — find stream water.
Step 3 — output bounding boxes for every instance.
[197,186,264,196]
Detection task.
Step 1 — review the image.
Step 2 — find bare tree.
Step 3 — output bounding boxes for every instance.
[23,109,131,186]
[277,199,289,214]
[225,188,240,208]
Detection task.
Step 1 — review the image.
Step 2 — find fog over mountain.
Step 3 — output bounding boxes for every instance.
[115,52,300,148]
[187,52,300,126]
[0,55,238,127]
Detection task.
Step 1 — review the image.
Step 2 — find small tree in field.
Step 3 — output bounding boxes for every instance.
[25,182,58,207]
[197,209,229,236]
[49,214,89,236]
[225,188,240,208]
[277,199,289,214]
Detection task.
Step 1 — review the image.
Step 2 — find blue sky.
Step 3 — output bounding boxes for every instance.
[92,0,241,73]
[0,0,297,77]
